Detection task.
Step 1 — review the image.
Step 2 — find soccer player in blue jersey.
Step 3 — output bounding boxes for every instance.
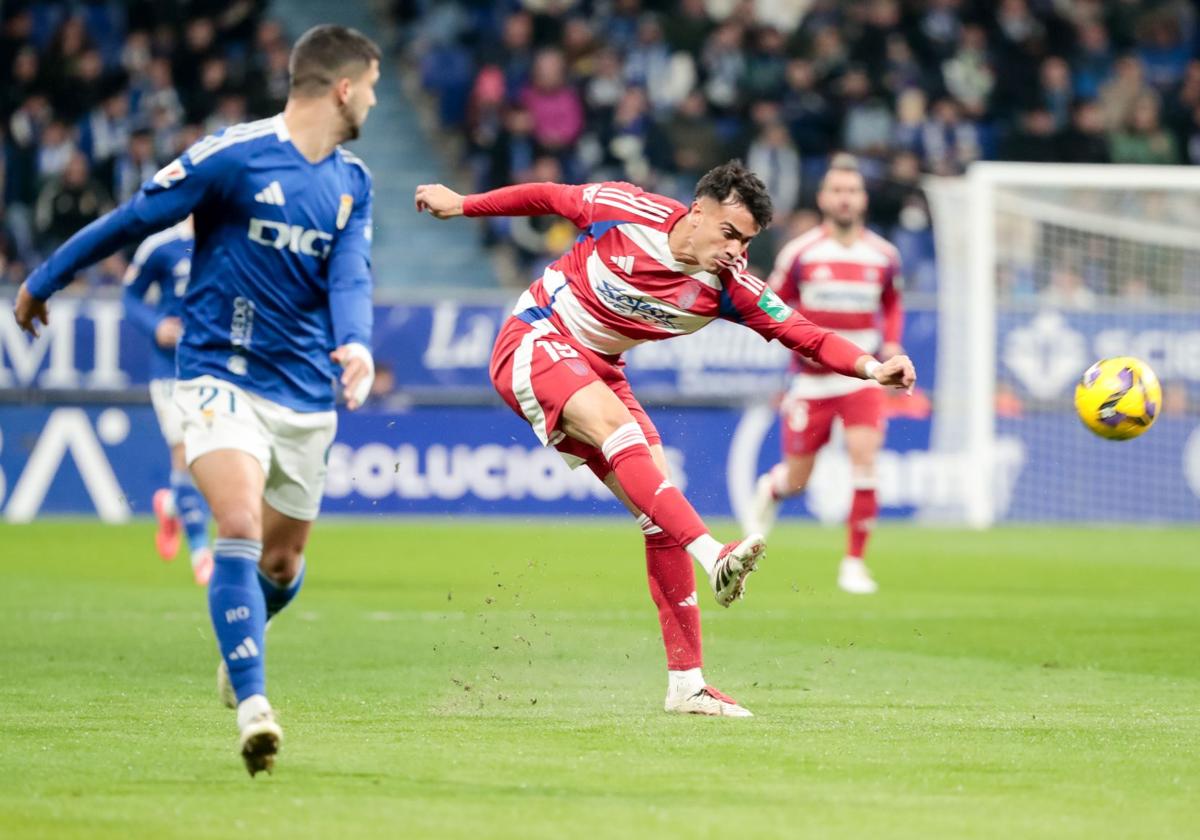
[14,25,381,776]
[122,217,215,586]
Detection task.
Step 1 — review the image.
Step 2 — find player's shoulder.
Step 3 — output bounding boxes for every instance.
[776,225,828,266]
[584,181,685,224]
[131,221,192,266]
[335,146,373,196]
[862,228,902,265]
[185,116,285,166]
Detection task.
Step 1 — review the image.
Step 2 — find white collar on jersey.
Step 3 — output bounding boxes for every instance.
[272,113,289,141]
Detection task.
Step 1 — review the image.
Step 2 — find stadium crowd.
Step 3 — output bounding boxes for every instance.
[0,1,285,289]
[401,0,1200,293]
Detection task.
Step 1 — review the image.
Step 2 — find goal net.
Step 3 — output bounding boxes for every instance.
[925,163,1200,525]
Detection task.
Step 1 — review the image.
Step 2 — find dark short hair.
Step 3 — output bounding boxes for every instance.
[695,160,774,230]
[289,25,381,97]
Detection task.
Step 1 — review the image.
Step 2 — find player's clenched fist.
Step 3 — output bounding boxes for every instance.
[414,184,464,219]
[872,354,917,392]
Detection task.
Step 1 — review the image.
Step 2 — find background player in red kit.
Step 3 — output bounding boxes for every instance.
[745,155,905,595]
[416,162,915,716]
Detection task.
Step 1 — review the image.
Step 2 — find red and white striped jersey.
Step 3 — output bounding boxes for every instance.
[462,181,868,376]
[769,223,903,398]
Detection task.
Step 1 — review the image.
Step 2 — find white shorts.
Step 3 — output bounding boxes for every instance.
[150,378,185,447]
[175,375,338,521]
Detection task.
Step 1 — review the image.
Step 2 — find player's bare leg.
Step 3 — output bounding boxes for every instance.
[561,381,764,605]
[216,504,311,710]
[162,443,214,585]
[745,453,816,537]
[840,425,883,594]
[191,450,282,776]
[601,449,751,717]
[153,445,191,564]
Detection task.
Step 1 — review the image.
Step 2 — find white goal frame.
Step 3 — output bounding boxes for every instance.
[928,162,1200,527]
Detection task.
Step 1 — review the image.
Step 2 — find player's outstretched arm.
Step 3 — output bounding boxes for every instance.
[416,181,597,227]
[14,151,216,337]
[718,261,916,392]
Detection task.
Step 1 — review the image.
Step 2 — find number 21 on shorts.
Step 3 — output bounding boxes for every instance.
[198,384,237,417]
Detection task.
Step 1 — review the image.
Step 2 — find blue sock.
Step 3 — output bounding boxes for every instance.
[208,538,267,702]
[258,557,305,621]
[171,469,211,554]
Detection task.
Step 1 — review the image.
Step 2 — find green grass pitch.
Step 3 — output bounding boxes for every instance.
[1,520,1196,839]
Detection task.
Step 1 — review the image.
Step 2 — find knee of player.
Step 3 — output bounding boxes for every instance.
[215,509,262,541]
[260,546,303,581]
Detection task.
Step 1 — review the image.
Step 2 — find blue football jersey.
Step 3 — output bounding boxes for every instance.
[27,115,374,412]
[122,221,193,381]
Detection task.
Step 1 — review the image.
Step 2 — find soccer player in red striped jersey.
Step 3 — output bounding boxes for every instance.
[416,161,915,716]
[745,154,906,595]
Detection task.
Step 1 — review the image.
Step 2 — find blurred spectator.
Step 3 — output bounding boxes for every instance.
[35,151,112,253]
[1072,21,1113,100]
[663,0,712,55]
[920,98,980,174]
[663,90,723,179]
[1002,108,1061,163]
[746,119,800,219]
[892,88,927,154]
[1039,57,1073,131]
[839,65,893,159]
[1109,92,1180,164]
[942,23,994,118]
[1137,11,1192,91]
[780,59,834,157]
[625,14,695,113]
[80,89,132,188]
[520,49,584,152]
[741,26,788,103]
[1061,100,1111,163]
[113,128,158,203]
[700,21,746,110]
[1099,55,1148,130]
[37,120,77,181]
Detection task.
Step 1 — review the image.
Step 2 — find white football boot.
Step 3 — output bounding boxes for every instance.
[665,685,753,717]
[237,694,282,776]
[708,534,766,607]
[743,473,781,538]
[838,556,879,595]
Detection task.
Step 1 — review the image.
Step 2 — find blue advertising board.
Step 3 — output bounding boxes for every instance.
[0,297,938,400]
[2,300,1197,522]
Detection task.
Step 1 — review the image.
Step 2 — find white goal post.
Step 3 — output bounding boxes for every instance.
[925,163,1200,527]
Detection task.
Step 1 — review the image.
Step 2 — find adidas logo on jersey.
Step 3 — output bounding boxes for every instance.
[254,181,286,206]
[677,592,698,608]
[610,255,635,275]
[227,636,260,661]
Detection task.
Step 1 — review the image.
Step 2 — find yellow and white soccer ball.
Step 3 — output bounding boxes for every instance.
[1074,357,1162,440]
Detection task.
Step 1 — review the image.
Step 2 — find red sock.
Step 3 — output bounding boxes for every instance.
[847,487,878,558]
[602,424,708,548]
[641,517,702,670]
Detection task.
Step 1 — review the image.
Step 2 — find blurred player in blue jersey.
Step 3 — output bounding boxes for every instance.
[122,217,215,586]
[14,25,381,776]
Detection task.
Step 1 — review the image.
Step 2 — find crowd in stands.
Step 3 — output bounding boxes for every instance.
[1,1,285,288]
[402,0,1200,294]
